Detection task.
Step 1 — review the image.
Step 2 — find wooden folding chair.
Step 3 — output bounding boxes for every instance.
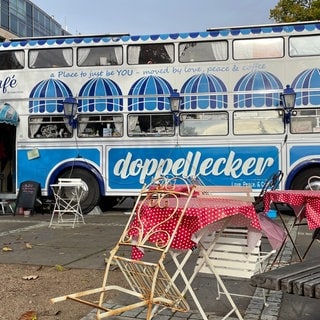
[190,184,276,319]
[195,228,275,320]
[51,176,196,319]
[195,185,254,202]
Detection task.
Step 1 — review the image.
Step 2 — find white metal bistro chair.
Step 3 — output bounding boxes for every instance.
[49,178,86,228]
[0,199,14,214]
[51,176,197,319]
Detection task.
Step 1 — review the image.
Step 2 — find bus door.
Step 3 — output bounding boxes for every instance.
[0,103,18,193]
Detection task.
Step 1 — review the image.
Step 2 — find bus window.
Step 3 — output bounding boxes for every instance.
[179,41,228,62]
[127,44,174,64]
[77,46,123,66]
[128,114,174,136]
[233,110,284,135]
[29,48,73,68]
[77,114,123,137]
[180,112,228,136]
[233,37,284,60]
[290,35,320,56]
[0,50,24,69]
[291,109,320,133]
[29,116,72,138]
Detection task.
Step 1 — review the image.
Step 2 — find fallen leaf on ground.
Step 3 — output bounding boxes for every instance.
[55,264,65,271]
[19,310,37,320]
[22,275,39,280]
[2,246,12,252]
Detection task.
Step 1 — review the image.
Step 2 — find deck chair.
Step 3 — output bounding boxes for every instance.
[195,228,275,320]
[51,176,196,319]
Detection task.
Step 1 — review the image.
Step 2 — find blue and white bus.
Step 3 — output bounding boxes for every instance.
[1,21,320,212]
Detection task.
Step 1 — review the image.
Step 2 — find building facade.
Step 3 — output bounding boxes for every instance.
[0,0,68,40]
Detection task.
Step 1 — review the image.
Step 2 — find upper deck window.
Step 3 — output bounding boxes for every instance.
[77,114,123,137]
[233,110,284,135]
[77,46,123,66]
[29,48,73,68]
[127,43,174,64]
[29,116,73,138]
[0,50,24,69]
[233,37,283,60]
[291,108,320,133]
[179,41,228,62]
[180,112,228,136]
[128,113,174,136]
[290,35,320,56]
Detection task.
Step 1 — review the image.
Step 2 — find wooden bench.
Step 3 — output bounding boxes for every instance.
[250,256,320,299]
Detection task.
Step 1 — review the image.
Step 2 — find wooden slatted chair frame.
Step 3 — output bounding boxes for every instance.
[51,176,196,320]
[195,185,254,202]
[197,229,275,309]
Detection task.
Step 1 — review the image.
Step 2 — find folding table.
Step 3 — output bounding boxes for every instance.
[264,189,320,264]
[49,178,86,228]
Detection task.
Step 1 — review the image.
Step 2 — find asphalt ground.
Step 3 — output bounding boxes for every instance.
[0,203,319,320]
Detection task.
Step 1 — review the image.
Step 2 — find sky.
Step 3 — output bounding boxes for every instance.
[32,0,279,36]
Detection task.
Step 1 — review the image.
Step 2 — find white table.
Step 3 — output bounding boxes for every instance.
[49,178,86,228]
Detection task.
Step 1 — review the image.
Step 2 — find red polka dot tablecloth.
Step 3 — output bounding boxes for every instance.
[263,190,320,230]
[129,197,262,260]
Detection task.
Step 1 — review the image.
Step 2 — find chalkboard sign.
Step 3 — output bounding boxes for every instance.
[15,180,41,215]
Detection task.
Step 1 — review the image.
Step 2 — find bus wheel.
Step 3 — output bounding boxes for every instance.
[99,196,119,211]
[290,168,320,190]
[59,168,100,214]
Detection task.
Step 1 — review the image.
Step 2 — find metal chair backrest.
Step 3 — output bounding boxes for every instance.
[308,176,320,190]
[254,170,283,211]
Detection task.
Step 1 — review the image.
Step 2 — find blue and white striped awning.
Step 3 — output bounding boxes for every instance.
[78,77,123,112]
[128,76,173,111]
[0,103,19,126]
[181,73,227,110]
[29,79,73,113]
[234,71,283,108]
[292,68,320,106]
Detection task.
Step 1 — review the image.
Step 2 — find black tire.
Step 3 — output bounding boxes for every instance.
[59,168,100,214]
[290,168,320,190]
[99,196,119,211]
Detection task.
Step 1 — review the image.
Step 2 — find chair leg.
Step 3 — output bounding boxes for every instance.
[0,202,5,214]
[302,228,320,260]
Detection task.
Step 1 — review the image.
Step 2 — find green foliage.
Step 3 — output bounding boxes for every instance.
[270,0,320,22]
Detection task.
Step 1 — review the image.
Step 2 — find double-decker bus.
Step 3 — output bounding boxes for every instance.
[1,21,320,213]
